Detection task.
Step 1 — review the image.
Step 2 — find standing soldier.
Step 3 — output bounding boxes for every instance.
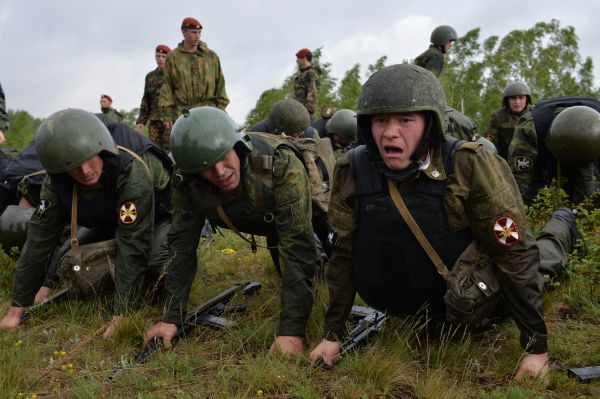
[100,94,124,123]
[144,106,318,356]
[160,17,229,129]
[414,25,457,78]
[0,82,8,144]
[293,48,321,118]
[486,82,532,160]
[136,45,172,151]
[309,64,579,382]
[0,109,173,337]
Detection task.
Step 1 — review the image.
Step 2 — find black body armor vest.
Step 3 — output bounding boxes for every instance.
[348,140,472,316]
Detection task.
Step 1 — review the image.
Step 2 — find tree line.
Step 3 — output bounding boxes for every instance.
[5,19,598,150]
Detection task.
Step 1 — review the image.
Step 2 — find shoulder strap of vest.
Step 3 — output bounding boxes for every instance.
[442,137,465,176]
[117,145,151,177]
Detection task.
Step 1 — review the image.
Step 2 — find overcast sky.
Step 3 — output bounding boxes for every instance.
[1,0,599,126]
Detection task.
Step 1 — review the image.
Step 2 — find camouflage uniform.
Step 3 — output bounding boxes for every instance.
[101,107,124,123]
[293,66,320,117]
[414,46,445,77]
[324,140,575,354]
[486,105,531,160]
[508,111,594,204]
[162,133,316,336]
[0,83,8,132]
[136,68,171,151]
[10,126,172,314]
[159,41,229,122]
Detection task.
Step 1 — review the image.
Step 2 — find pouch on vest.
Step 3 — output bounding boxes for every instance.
[57,239,117,298]
[444,240,501,327]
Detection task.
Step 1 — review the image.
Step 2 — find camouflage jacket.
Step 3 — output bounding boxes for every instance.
[136,67,165,125]
[0,83,9,131]
[325,142,548,353]
[414,45,444,77]
[159,41,229,122]
[163,141,316,336]
[293,66,320,116]
[101,107,124,123]
[11,151,170,314]
[486,105,531,160]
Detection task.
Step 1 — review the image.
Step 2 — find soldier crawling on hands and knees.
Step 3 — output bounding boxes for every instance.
[309,64,579,383]
[0,109,173,338]
[144,107,318,356]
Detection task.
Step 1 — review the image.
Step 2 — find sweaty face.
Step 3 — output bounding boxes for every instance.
[508,96,527,113]
[182,28,201,48]
[371,113,426,170]
[67,155,104,186]
[199,149,241,193]
[155,52,167,69]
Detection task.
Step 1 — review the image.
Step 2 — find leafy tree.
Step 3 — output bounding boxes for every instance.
[4,110,42,150]
[366,56,388,78]
[118,108,139,128]
[441,19,599,131]
[336,63,361,110]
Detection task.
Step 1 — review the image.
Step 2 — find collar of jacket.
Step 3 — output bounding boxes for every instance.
[176,40,208,55]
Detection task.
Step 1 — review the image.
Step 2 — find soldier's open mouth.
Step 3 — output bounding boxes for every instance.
[384,146,403,154]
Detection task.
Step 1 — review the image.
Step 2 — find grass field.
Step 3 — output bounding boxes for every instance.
[0,191,599,398]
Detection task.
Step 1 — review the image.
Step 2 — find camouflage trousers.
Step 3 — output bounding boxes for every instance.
[149,120,171,152]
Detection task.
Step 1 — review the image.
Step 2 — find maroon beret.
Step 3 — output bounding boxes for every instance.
[155,44,171,54]
[181,17,202,30]
[295,48,312,59]
[100,94,112,102]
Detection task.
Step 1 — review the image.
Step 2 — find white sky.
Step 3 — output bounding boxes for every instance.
[1,0,599,125]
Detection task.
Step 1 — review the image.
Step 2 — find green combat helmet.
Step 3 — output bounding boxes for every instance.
[269,98,311,135]
[170,107,252,173]
[357,64,449,151]
[36,109,118,174]
[547,105,600,167]
[502,81,531,107]
[430,25,458,46]
[325,109,357,143]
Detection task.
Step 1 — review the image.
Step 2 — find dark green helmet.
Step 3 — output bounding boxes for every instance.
[430,25,457,46]
[502,81,531,106]
[357,64,449,150]
[36,108,118,174]
[170,107,251,173]
[325,109,357,142]
[269,98,311,134]
[547,105,600,167]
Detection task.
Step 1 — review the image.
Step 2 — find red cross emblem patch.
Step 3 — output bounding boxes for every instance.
[119,201,138,224]
[493,216,519,246]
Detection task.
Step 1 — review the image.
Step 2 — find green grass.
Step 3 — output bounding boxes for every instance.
[0,193,599,398]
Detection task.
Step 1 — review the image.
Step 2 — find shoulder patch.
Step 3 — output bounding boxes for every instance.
[35,199,52,218]
[119,201,139,225]
[493,216,520,246]
[513,155,533,172]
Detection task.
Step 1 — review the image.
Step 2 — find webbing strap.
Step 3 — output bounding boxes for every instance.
[387,179,449,279]
[70,185,79,248]
[117,145,151,177]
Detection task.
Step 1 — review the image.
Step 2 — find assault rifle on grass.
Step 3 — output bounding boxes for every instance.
[20,287,70,323]
[106,281,261,381]
[318,305,388,369]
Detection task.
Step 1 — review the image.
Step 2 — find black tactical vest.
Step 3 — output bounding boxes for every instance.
[348,140,472,316]
[51,123,173,228]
